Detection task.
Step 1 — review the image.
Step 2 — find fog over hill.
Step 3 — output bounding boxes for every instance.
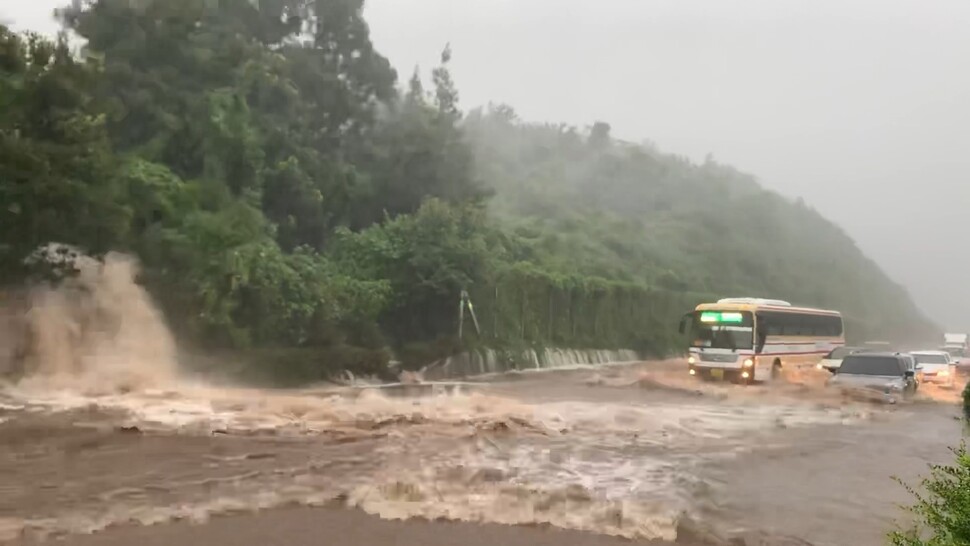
[361,0,970,334]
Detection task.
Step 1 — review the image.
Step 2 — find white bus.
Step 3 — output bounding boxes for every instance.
[678,298,845,383]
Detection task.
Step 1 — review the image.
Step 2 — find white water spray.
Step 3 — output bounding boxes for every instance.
[1,248,178,394]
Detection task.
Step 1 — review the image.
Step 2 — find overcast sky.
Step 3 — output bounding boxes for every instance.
[4,0,969,332]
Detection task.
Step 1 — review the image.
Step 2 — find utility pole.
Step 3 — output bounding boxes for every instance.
[458,290,481,340]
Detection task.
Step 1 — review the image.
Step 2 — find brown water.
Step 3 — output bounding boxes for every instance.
[2,366,964,546]
[0,253,966,545]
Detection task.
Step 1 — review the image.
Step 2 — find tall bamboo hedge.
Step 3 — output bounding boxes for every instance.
[460,263,890,357]
[461,263,713,356]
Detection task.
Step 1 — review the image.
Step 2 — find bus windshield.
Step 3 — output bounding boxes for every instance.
[691,311,754,351]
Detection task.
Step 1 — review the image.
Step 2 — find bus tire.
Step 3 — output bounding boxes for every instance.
[771,360,782,381]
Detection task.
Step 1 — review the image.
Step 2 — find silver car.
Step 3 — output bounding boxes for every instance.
[826,353,918,404]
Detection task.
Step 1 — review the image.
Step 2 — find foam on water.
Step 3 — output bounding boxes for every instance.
[0,378,881,543]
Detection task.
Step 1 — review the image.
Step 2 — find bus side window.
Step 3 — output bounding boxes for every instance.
[819,315,838,336]
[763,312,784,336]
[779,314,794,335]
[805,315,819,336]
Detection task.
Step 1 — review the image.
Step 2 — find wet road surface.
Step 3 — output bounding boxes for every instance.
[0,362,966,546]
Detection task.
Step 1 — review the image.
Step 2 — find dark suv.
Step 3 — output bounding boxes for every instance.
[825,352,918,403]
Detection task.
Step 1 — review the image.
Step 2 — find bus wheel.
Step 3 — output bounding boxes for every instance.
[771,360,782,381]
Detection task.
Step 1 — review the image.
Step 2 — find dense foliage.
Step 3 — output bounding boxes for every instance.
[890,443,970,546]
[0,0,937,380]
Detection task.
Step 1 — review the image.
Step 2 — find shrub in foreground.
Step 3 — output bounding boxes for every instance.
[889,442,970,546]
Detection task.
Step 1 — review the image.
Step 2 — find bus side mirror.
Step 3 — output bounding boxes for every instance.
[678,314,690,334]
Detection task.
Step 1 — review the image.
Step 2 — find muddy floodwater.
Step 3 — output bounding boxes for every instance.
[0,361,966,546]
[1,250,964,546]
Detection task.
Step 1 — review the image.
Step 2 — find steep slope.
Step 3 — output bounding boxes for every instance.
[465,107,937,344]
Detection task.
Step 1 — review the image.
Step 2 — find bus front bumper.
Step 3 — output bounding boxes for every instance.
[688,361,754,382]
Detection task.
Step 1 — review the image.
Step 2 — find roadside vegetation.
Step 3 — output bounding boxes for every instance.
[0,0,937,381]
[890,442,970,546]
[889,385,970,546]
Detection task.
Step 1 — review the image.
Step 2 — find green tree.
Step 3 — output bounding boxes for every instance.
[0,27,129,281]
[60,0,397,250]
[334,198,498,343]
[349,46,487,228]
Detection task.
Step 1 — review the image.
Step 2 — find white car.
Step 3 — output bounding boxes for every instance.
[817,346,866,372]
[943,350,967,368]
[911,350,957,387]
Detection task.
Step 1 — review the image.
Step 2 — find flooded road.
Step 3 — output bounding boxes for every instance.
[0,362,965,546]
[0,255,966,545]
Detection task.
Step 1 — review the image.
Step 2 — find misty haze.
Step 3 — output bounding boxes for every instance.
[0,1,968,546]
[362,0,970,332]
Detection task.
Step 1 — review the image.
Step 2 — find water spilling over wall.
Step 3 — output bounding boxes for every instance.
[421,348,641,380]
[0,248,178,394]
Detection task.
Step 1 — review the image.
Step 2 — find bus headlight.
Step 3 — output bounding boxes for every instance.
[743,359,754,368]
[741,371,750,379]
[688,356,696,365]
[689,369,696,376]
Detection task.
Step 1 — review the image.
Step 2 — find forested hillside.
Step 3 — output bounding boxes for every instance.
[0,0,936,382]
[465,109,938,344]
